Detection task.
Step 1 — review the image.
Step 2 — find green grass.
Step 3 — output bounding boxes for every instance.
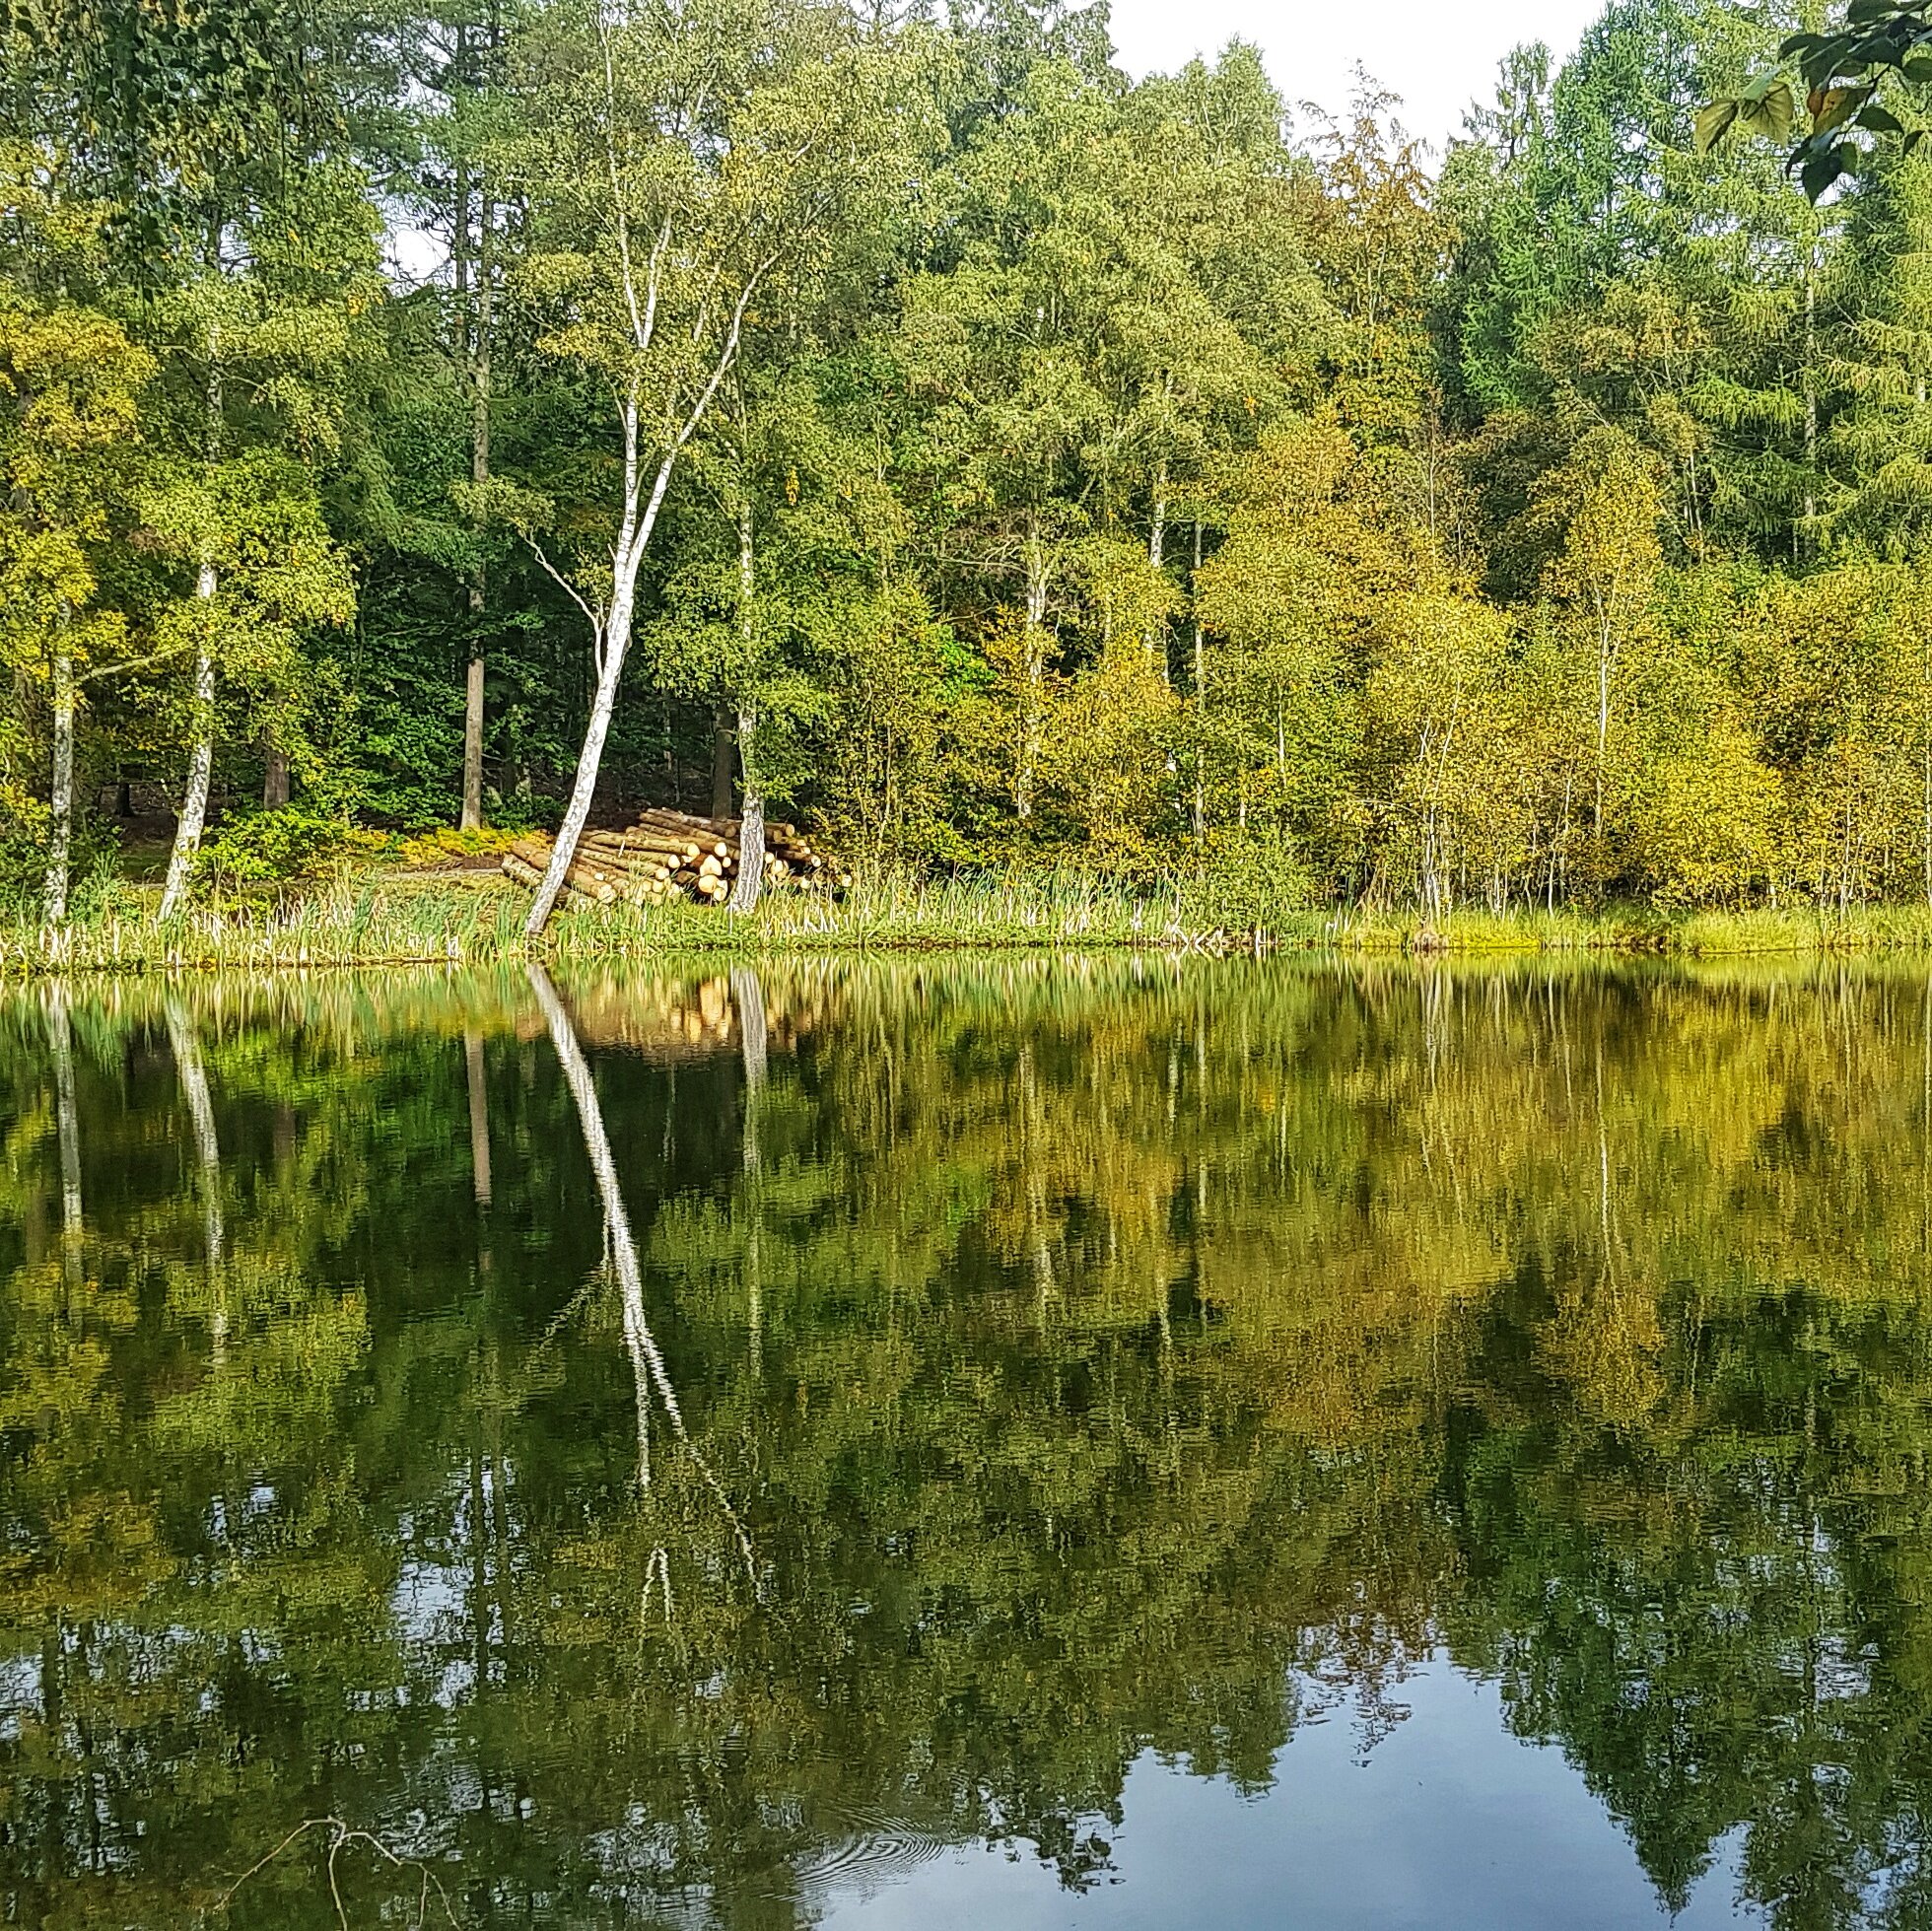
[11,866,1932,975]
[1301,901,1932,956]
[0,864,1192,974]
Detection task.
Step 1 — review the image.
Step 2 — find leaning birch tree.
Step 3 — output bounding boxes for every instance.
[496,0,914,933]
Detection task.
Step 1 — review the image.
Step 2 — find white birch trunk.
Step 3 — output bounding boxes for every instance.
[158,575,218,923]
[466,1028,493,1208]
[727,709,766,912]
[526,591,630,934]
[733,969,768,1094]
[529,957,755,1592]
[43,642,74,924]
[528,963,662,1486]
[526,284,759,934]
[163,325,224,923]
[166,1000,227,1360]
[46,986,83,1287]
[461,655,486,832]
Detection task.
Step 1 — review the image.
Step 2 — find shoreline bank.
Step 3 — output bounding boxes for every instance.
[10,872,1932,975]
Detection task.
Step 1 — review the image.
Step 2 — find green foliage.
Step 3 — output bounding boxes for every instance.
[198,804,375,888]
[18,0,1932,926]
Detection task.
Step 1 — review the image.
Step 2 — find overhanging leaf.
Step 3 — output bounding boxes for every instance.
[1801,144,1847,200]
[1693,100,1740,153]
[1811,84,1873,133]
[1739,81,1796,142]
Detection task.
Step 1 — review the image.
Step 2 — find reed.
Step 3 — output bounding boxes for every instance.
[11,867,1932,976]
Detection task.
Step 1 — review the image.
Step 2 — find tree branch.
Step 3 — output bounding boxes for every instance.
[78,641,197,686]
[523,531,602,638]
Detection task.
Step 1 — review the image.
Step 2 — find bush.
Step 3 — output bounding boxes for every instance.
[199,807,378,888]
[395,825,517,867]
[1185,827,1315,933]
[0,782,50,908]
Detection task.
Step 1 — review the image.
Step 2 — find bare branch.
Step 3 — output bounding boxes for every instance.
[523,530,602,638]
[639,215,673,358]
[77,641,197,686]
[671,260,773,462]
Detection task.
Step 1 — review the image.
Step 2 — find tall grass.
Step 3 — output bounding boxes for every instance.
[10,865,1932,976]
[0,865,1190,974]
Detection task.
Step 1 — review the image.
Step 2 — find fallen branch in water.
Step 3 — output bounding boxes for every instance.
[211,1815,459,1929]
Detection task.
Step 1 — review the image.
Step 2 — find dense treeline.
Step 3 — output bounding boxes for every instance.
[12,0,1932,922]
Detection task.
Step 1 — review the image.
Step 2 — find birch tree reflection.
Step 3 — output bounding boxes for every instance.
[526,962,756,1587]
[20,964,1932,1924]
[165,999,228,1359]
[42,986,82,1287]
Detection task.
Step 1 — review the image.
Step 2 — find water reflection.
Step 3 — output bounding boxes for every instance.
[5,958,1932,1925]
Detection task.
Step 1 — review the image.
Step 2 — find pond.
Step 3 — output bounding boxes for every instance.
[3,956,1930,1929]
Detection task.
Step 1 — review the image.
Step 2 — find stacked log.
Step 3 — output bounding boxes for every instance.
[500,808,850,910]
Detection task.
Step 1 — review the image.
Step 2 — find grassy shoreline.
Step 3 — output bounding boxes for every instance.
[9,868,1932,974]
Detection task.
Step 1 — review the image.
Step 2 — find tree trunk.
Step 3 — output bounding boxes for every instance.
[166,1000,227,1359]
[161,329,223,922]
[735,967,766,1378]
[522,235,759,933]
[461,655,485,831]
[732,968,768,1091]
[711,710,735,820]
[726,493,765,913]
[1594,616,1611,854]
[727,709,766,913]
[528,963,659,1488]
[158,580,217,923]
[1016,517,1048,820]
[465,1027,493,1208]
[262,742,290,808]
[1147,460,1169,685]
[43,641,74,924]
[1192,519,1206,843]
[46,987,82,1288]
[460,150,494,833]
[529,959,743,1565]
[525,595,629,934]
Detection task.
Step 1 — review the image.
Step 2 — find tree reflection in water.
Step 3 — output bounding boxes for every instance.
[1,957,1931,1925]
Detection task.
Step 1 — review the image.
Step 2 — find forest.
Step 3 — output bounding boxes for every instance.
[12,0,1932,928]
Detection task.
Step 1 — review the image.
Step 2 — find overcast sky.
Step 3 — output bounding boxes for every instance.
[1106,0,1609,155]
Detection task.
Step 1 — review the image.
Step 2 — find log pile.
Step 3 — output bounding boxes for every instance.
[500,808,850,910]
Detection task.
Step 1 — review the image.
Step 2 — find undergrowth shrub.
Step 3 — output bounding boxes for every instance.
[199,807,379,889]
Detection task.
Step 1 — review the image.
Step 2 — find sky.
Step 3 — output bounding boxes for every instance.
[1105,0,1609,156]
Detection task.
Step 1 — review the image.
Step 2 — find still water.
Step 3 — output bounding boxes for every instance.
[4,956,1931,1928]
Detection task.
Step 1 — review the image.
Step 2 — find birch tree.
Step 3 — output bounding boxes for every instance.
[1538,427,1663,872]
[150,167,383,920]
[499,0,914,933]
[0,299,150,925]
[0,137,154,924]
